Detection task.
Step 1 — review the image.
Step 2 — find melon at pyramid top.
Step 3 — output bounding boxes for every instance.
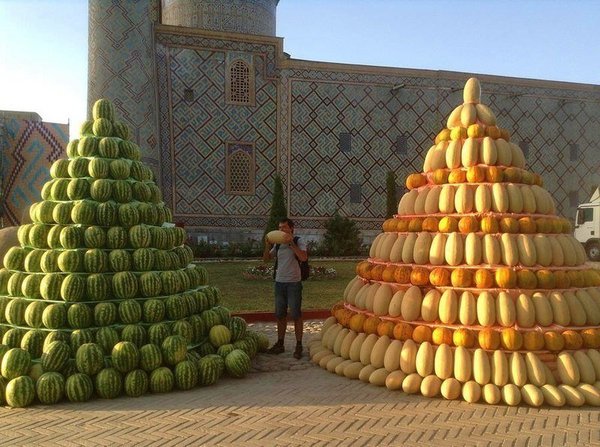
[311,78,600,407]
[0,99,265,408]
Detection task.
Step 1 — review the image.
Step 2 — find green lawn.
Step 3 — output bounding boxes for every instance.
[197,259,357,313]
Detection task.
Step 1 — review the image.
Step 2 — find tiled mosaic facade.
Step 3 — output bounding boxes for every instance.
[88,0,160,171]
[0,117,68,225]
[87,3,600,238]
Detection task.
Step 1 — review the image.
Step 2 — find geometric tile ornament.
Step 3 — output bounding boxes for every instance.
[0,98,262,407]
[0,118,68,225]
[311,78,600,407]
[151,26,599,234]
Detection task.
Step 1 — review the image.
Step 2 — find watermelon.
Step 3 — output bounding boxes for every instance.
[93,99,115,121]
[93,118,113,138]
[173,227,187,247]
[200,309,220,329]
[132,248,154,271]
[67,303,93,329]
[98,137,120,158]
[53,202,74,225]
[216,344,235,358]
[41,181,54,200]
[0,344,10,363]
[111,341,140,373]
[130,161,153,181]
[139,272,162,297]
[112,180,132,203]
[24,301,46,328]
[113,272,138,299]
[124,369,148,397]
[118,299,142,324]
[95,326,120,355]
[67,178,91,201]
[109,249,132,272]
[106,226,128,249]
[138,344,162,372]
[119,140,141,160]
[28,362,44,382]
[70,329,95,353]
[174,360,197,390]
[42,303,67,329]
[208,325,232,348]
[84,226,107,248]
[153,250,173,271]
[84,248,108,273]
[109,160,131,180]
[161,335,187,366]
[35,201,57,224]
[90,178,113,201]
[66,139,80,157]
[193,290,209,312]
[78,135,100,157]
[138,203,159,226]
[212,306,231,326]
[197,355,223,386]
[68,157,90,178]
[2,329,25,349]
[234,337,258,358]
[95,367,123,399]
[227,316,248,342]
[7,272,26,296]
[224,349,252,378]
[4,246,26,271]
[195,340,216,357]
[86,273,110,301]
[28,224,50,249]
[65,373,94,402]
[182,292,199,315]
[129,225,151,249]
[21,274,43,299]
[113,121,129,140]
[254,332,270,353]
[36,371,66,405]
[166,295,187,320]
[60,226,84,249]
[160,271,180,295]
[58,250,84,272]
[20,329,45,358]
[147,323,170,346]
[62,358,79,377]
[1,348,32,379]
[118,203,140,228]
[149,184,163,204]
[149,367,174,393]
[80,119,94,136]
[60,273,86,302]
[5,298,27,326]
[48,178,69,200]
[142,299,165,323]
[41,340,71,372]
[41,332,68,353]
[17,224,34,247]
[47,225,65,249]
[94,302,117,326]
[40,250,60,272]
[96,201,118,226]
[88,157,109,179]
[0,297,8,323]
[71,200,98,225]
[75,343,104,375]
[187,315,207,342]
[172,319,194,344]
[120,324,147,347]
[5,376,35,408]
[131,182,151,202]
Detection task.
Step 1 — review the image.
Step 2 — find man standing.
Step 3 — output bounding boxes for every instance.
[263,218,308,359]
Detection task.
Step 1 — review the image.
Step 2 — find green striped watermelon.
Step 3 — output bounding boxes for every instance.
[36,371,66,405]
[93,118,113,138]
[196,341,217,358]
[118,203,141,228]
[182,292,198,315]
[58,250,84,272]
[119,140,141,160]
[147,323,170,346]
[109,159,130,180]
[78,135,99,157]
[120,324,147,348]
[124,369,148,397]
[75,343,104,375]
[40,250,60,273]
[80,120,94,136]
[106,226,128,249]
[67,178,91,201]
[65,373,94,402]
[94,302,117,326]
[70,329,95,353]
[98,137,120,158]
[7,272,26,296]
[200,309,220,329]
[24,301,46,328]
[132,248,154,271]
[96,201,118,226]
[88,157,109,178]
[53,203,74,225]
[35,201,57,224]
[21,274,43,299]
[172,320,194,344]
[197,355,223,386]
[95,367,123,399]
[142,299,165,323]
[28,361,44,382]
[227,316,248,342]
[41,182,54,200]
[42,332,69,353]
[84,226,107,248]
[71,200,97,225]
[153,250,173,270]
[138,203,159,226]
[160,271,180,295]
[224,349,252,378]
[166,295,187,320]
[5,376,35,408]
[84,248,108,273]
[92,99,115,121]
[118,299,142,324]
[2,329,25,349]
[90,178,113,201]
[161,335,187,366]
[66,138,80,157]
[113,121,129,140]
[129,225,151,249]
[187,315,207,343]
[111,341,140,373]
[41,340,71,373]
[47,225,65,249]
[212,306,231,326]
[113,272,138,299]
[20,329,45,358]
[149,367,174,393]
[68,157,89,178]
[193,290,209,312]
[5,298,27,326]
[131,182,151,202]
[216,344,235,358]
[1,348,32,379]
[95,326,120,355]
[109,249,132,272]
[28,224,51,249]
[62,358,79,377]
[112,180,132,203]
[4,246,26,271]
[208,325,231,348]
[174,360,197,390]
[149,184,163,204]
[50,178,71,201]
[139,272,162,297]
[67,303,93,329]
[86,273,110,301]
[42,303,67,329]
[138,344,162,372]
[60,273,86,302]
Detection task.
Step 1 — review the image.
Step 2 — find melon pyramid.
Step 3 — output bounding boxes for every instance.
[311,78,600,407]
[0,99,266,408]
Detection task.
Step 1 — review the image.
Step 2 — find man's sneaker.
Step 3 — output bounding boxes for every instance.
[267,342,284,355]
[293,345,303,359]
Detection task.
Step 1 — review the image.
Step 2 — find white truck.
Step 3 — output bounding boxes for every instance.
[574,188,600,261]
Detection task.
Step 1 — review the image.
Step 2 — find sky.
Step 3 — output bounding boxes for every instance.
[0,0,599,138]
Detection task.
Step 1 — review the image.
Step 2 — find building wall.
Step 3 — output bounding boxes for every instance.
[0,116,68,225]
[151,26,600,241]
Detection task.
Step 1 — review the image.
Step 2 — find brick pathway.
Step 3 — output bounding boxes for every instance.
[1,320,600,446]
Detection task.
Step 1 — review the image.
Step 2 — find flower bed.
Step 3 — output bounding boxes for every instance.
[242,264,337,281]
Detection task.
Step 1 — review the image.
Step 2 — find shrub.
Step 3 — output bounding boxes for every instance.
[263,174,287,240]
[319,212,362,256]
[386,171,398,218]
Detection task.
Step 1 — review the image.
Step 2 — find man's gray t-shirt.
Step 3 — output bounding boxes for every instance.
[270,238,307,283]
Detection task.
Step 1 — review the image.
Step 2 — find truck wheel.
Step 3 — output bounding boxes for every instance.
[587,242,600,262]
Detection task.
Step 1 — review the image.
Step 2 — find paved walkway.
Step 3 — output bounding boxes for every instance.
[1,320,600,446]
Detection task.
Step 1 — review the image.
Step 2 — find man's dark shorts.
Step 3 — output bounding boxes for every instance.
[274,281,303,319]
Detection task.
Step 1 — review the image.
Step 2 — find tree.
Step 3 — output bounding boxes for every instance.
[263,174,287,239]
[385,171,397,218]
[320,212,362,256]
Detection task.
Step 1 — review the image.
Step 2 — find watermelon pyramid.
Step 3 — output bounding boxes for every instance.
[0,99,267,408]
[310,78,600,407]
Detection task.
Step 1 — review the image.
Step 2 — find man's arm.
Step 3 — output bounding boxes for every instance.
[290,239,307,262]
[263,240,274,262]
